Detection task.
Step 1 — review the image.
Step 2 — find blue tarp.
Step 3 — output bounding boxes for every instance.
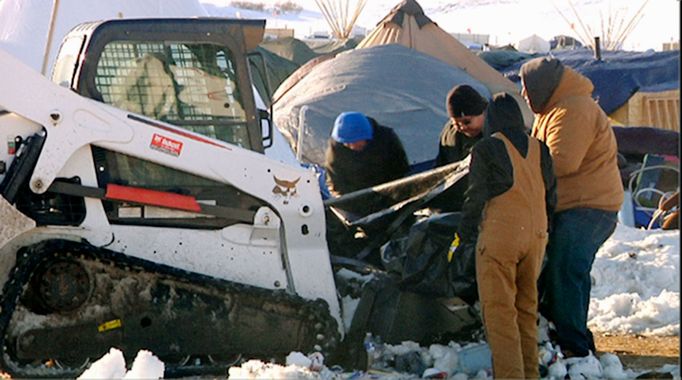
[480,49,680,114]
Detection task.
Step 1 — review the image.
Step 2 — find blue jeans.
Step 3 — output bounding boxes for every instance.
[538,208,618,356]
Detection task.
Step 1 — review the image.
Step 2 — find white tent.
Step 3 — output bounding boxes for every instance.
[516,34,551,54]
[0,0,208,74]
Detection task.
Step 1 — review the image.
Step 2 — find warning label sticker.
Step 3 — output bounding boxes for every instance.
[150,133,183,156]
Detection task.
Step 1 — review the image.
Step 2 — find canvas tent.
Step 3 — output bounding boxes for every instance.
[260,37,319,65]
[271,44,491,167]
[516,34,550,54]
[356,0,533,126]
[249,47,300,107]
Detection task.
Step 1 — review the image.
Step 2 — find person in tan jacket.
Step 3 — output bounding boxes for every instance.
[520,57,624,358]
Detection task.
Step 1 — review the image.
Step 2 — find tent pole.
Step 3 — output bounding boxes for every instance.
[41,0,61,76]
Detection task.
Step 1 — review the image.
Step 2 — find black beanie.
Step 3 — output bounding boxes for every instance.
[446,84,488,117]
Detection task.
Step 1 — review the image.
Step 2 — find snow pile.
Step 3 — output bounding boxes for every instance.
[77,349,163,379]
[222,340,641,380]
[227,352,332,379]
[589,224,680,336]
[82,346,627,380]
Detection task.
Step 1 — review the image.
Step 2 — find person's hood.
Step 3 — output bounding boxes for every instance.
[540,67,594,112]
[521,57,595,114]
[483,92,525,138]
[520,57,564,113]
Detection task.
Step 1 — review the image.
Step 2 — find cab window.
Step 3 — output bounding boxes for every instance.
[94,41,251,149]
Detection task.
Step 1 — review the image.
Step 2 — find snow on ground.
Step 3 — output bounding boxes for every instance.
[80,223,680,379]
[77,349,164,379]
[590,224,680,336]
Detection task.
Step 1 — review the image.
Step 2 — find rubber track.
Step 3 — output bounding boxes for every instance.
[0,239,339,378]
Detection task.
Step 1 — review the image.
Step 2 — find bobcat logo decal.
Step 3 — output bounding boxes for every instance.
[272,176,300,204]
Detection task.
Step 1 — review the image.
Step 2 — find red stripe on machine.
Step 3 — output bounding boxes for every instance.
[105,184,202,212]
[128,114,230,150]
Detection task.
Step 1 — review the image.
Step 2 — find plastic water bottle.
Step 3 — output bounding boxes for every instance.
[618,190,635,227]
[457,343,492,375]
[363,332,385,369]
[363,332,376,369]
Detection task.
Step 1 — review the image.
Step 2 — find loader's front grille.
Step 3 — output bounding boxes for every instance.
[94,41,251,149]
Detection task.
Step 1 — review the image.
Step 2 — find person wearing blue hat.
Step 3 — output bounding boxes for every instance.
[324,111,409,197]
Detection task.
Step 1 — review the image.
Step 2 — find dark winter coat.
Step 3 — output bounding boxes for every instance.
[435,120,482,167]
[429,120,483,212]
[324,118,409,197]
[458,93,557,245]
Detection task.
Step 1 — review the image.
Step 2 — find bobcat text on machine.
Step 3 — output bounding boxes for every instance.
[0,18,478,377]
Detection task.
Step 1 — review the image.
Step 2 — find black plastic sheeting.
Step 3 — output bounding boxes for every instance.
[612,126,680,187]
[382,212,478,304]
[613,126,679,158]
[324,157,468,267]
[480,48,680,114]
[324,158,478,303]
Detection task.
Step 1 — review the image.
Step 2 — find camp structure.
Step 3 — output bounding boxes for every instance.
[486,48,680,132]
[260,37,319,66]
[249,47,300,107]
[355,0,533,126]
[516,34,551,54]
[314,0,367,40]
[271,44,491,167]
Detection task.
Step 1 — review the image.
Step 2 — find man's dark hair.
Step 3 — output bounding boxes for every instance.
[446,84,488,117]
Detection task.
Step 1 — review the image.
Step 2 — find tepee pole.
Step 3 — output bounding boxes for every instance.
[41,0,61,75]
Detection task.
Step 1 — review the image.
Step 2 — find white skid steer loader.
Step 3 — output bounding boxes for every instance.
[0,18,479,378]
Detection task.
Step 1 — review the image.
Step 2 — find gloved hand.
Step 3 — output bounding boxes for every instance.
[447,237,478,305]
[447,232,461,262]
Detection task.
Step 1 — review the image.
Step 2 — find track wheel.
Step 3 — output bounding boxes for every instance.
[28,259,92,313]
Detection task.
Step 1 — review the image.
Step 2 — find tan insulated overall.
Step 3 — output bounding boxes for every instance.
[476,133,548,379]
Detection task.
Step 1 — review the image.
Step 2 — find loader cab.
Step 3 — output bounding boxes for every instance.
[51,18,269,152]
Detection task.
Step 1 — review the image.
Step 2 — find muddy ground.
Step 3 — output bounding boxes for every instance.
[595,333,680,374]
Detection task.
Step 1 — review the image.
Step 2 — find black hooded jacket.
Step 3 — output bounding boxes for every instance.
[428,120,483,212]
[458,93,557,245]
[324,118,409,197]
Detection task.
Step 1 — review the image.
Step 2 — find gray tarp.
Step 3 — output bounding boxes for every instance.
[272,44,491,166]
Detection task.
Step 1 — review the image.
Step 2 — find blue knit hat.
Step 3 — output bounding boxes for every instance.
[331,112,373,143]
